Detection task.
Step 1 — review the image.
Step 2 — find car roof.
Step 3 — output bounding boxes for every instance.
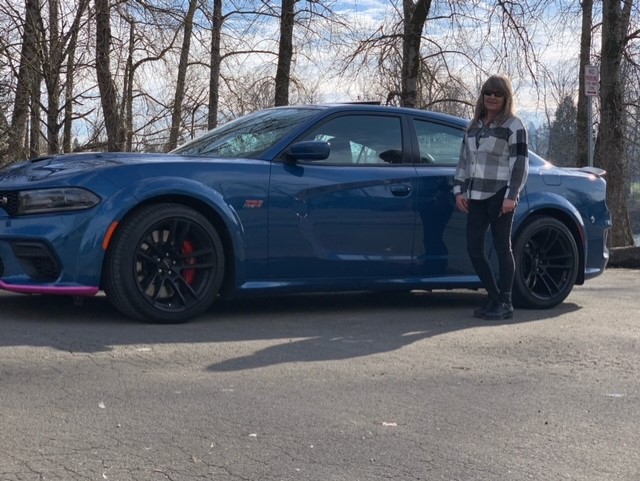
[270,103,469,127]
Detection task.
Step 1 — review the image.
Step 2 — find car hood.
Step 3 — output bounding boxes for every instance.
[0,152,194,185]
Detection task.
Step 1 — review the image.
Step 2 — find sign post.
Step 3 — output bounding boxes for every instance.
[585,65,599,167]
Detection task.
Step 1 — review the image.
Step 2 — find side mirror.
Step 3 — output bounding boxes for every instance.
[287,141,330,162]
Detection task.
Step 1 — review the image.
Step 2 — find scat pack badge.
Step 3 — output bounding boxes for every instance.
[243,199,264,209]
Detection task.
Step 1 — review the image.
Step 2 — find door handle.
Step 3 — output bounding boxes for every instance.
[390,184,412,197]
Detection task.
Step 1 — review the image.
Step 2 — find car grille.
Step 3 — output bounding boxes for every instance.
[0,191,19,216]
[10,241,61,281]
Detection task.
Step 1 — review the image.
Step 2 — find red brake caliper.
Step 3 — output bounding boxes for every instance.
[181,240,196,284]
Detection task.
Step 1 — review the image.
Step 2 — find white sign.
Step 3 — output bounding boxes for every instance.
[585,65,599,97]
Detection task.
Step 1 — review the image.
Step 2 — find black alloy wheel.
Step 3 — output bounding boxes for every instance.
[513,216,579,309]
[104,203,225,323]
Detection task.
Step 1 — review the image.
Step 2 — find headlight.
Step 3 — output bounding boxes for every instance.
[16,188,101,215]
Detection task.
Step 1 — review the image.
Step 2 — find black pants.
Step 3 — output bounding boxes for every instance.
[466,187,515,299]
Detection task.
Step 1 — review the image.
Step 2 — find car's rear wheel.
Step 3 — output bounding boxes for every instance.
[513,216,579,309]
[104,203,224,323]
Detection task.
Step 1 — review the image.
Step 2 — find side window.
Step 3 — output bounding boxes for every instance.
[302,115,403,165]
[414,119,464,165]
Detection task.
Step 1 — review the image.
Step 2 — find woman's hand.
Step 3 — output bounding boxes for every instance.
[502,198,517,215]
[455,193,469,214]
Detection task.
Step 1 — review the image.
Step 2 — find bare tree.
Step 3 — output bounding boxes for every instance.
[93,0,181,152]
[62,4,88,153]
[576,0,594,168]
[39,0,91,154]
[6,0,41,164]
[0,71,9,158]
[208,0,223,129]
[95,0,125,151]
[624,62,640,181]
[344,1,547,110]
[352,0,434,108]
[166,0,199,151]
[123,4,181,152]
[28,33,43,159]
[0,38,10,155]
[1,0,636,192]
[274,0,337,106]
[206,0,278,128]
[205,0,339,127]
[43,0,62,154]
[274,0,297,106]
[597,0,637,246]
[401,0,432,107]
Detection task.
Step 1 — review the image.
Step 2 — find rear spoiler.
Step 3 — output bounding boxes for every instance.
[575,166,606,178]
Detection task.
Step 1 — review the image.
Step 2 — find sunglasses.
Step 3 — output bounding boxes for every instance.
[483,90,505,98]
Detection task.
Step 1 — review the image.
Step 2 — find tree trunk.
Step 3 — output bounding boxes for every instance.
[208,0,223,130]
[576,0,593,168]
[63,18,78,152]
[124,18,135,151]
[274,0,295,107]
[0,99,9,155]
[43,0,89,154]
[167,0,198,151]
[29,63,42,158]
[599,0,634,246]
[401,0,432,108]
[45,0,62,154]
[95,0,125,151]
[6,0,41,164]
[58,0,90,153]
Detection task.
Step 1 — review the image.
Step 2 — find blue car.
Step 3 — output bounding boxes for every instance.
[0,104,611,323]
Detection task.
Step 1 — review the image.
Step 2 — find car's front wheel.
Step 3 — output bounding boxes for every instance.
[104,203,225,323]
[513,216,579,309]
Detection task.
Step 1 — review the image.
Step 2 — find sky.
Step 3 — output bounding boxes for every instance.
[299,0,587,127]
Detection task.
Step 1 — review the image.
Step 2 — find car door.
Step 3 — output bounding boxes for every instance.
[411,117,476,277]
[268,112,417,280]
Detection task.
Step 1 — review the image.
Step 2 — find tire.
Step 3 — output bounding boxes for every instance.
[513,216,579,309]
[104,203,225,323]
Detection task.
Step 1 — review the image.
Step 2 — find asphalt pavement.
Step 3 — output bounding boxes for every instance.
[0,268,638,481]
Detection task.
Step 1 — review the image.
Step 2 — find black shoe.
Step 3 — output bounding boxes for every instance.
[473,297,500,318]
[482,301,514,320]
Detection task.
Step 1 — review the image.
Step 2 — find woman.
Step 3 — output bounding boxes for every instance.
[453,74,529,320]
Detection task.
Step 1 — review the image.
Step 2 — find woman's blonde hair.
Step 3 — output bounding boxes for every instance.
[469,74,516,130]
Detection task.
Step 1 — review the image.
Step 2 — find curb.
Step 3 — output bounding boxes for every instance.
[608,246,640,269]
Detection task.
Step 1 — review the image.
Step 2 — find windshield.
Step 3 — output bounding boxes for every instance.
[171,108,317,158]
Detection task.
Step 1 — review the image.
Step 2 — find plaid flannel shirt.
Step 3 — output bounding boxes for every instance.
[453,116,529,201]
